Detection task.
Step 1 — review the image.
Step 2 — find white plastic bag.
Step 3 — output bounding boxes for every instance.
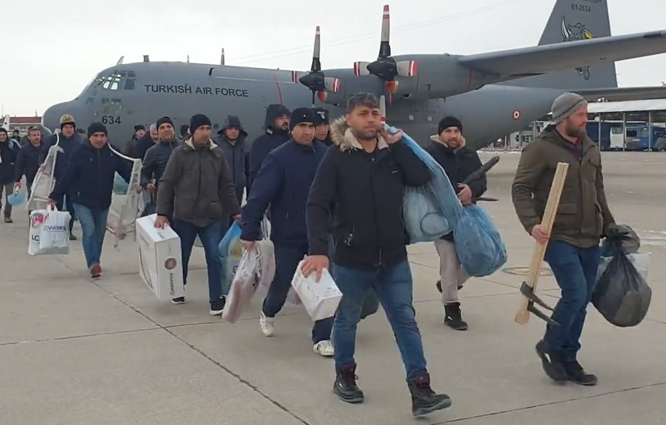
[29,207,70,256]
[106,146,142,246]
[27,138,62,212]
[223,239,276,323]
[291,260,342,321]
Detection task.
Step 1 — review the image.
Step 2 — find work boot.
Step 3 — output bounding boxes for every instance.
[333,364,364,403]
[4,215,12,224]
[444,302,468,331]
[563,360,598,386]
[535,340,568,383]
[407,372,452,417]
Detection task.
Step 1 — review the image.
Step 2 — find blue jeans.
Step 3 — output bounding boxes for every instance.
[73,203,108,269]
[263,243,333,344]
[173,219,224,302]
[544,240,601,361]
[332,260,427,379]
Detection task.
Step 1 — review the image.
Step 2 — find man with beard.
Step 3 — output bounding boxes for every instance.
[216,115,249,207]
[426,116,486,331]
[512,92,616,386]
[247,104,290,193]
[303,93,451,416]
[141,117,179,218]
[124,125,146,158]
[39,114,82,240]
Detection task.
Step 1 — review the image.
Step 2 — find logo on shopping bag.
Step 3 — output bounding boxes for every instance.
[30,212,45,228]
[43,224,68,232]
[164,258,177,270]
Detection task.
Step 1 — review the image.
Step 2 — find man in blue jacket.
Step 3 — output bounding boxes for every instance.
[40,114,83,240]
[48,122,132,278]
[240,108,334,357]
[247,104,290,193]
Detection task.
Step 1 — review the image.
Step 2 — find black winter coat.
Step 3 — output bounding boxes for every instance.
[307,118,431,270]
[0,140,20,184]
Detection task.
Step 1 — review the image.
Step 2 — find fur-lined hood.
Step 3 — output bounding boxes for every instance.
[429,134,466,151]
[330,116,389,152]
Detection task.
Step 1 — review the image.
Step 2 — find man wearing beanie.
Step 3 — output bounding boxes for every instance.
[141,117,180,217]
[426,116,486,331]
[247,104,290,193]
[39,113,82,240]
[0,127,20,223]
[240,107,334,356]
[512,92,616,386]
[311,107,332,147]
[124,124,146,158]
[303,93,451,416]
[47,123,133,278]
[155,113,241,316]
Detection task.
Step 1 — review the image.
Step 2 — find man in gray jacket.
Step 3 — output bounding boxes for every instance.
[155,114,241,316]
[216,115,249,206]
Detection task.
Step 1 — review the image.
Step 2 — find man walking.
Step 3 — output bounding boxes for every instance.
[216,115,249,207]
[247,104,290,193]
[48,123,132,278]
[240,108,333,356]
[426,116,486,331]
[155,114,241,315]
[40,114,82,240]
[141,117,179,217]
[512,92,616,386]
[0,127,20,223]
[302,93,451,416]
[14,126,43,211]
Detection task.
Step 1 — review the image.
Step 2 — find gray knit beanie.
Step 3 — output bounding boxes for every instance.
[551,92,588,124]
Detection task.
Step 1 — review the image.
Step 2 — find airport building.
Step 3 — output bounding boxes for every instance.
[1,115,43,136]
[497,99,666,152]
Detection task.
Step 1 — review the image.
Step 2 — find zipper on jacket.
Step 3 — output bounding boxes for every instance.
[369,155,382,267]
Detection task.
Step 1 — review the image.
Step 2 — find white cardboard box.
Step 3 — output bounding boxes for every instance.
[291,261,342,321]
[136,214,185,301]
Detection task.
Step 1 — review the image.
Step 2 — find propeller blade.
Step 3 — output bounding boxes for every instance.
[396,60,418,77]
[353,61,371,76]
[310,26,322,72]
[324,77,341,92]
[378,5,391,58]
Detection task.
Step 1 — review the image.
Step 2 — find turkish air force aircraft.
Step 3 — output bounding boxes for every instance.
[42,0,666,151]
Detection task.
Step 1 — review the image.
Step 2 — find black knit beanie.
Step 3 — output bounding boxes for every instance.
[438,116,463,135]
[156,116,174,129]
[87,122,107,137]
[190,114,212,133]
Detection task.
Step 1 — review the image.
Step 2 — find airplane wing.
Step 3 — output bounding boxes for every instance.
[572,86,666,102]
[457,31,666,77]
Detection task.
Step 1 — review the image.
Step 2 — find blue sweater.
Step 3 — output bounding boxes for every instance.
[49,142,133,211]
[241,139,327,246]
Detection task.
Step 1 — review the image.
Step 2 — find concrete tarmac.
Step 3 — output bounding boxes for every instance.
[1,151,665,424]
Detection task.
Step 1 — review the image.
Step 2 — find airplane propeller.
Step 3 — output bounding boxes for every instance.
[293,26,341,106]
[353,5,418,104]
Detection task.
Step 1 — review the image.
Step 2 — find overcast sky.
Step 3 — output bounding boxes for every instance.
[1,0,665,116]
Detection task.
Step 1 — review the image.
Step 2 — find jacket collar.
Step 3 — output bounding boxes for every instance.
[183,137,218,151]
[542,125,595,155]
[330,117,388,152]
[429,134,466,153]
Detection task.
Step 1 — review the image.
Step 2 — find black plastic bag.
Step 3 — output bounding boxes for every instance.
[592,232,651,328]
[602,224,640,255]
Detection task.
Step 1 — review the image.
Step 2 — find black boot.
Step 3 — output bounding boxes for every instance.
[333,364,364,404]
[535,340,568,383]
[444,302,468,331]
[407,372,451,417]
[562,360,598,386]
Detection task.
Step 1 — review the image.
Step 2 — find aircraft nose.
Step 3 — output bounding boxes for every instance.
[42,100,79,132]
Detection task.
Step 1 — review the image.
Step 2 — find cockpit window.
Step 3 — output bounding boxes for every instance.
[124,71,136,90]
[98,70,136,91]
[101,98,122,114]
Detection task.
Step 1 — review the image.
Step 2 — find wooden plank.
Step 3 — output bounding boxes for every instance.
[515,162,569,325]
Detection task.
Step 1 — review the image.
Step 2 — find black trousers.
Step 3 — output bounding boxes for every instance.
[53,191,76,232]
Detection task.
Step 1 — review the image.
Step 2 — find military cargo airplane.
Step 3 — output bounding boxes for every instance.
[42,0,666,150]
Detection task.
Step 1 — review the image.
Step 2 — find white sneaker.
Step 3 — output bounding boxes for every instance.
[260,312,274,337]
[313,340,334,357]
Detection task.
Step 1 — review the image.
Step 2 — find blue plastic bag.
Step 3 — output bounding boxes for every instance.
[219,223,243,293]
[8,190,25,206]
[113,173,129,194]
[389,126,507,277]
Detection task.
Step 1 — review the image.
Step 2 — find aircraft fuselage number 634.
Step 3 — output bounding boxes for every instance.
[571,3,592,12]
[101,116,121,125]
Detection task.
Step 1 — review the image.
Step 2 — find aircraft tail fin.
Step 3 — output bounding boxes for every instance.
[509,0,618,90]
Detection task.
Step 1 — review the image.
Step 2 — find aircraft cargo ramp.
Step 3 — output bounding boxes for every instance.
[0,152,665,424]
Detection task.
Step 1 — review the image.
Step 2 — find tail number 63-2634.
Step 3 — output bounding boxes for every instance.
[102,116,121,124]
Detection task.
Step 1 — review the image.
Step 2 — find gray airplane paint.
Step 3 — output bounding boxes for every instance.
[42,0,666,151]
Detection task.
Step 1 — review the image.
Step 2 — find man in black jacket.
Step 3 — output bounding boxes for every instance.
[426,117,487,331]
[302,93,451,417]
[247,104,290,193]
[141,117,179,217]
[14,126,42,212]
[0,128,20,223]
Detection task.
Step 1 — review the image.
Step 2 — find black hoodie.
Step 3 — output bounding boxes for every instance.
[216,115,249,203]
[247,104,290,193]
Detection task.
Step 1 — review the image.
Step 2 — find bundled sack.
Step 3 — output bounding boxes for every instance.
[106,146,142,245]
[27,140,62,212]
[28,206,70,256]
[391,126,507,277]
[592,225,651,327]
[219,222,243,294]
[113,173,129,194]
[223,240,276,323]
